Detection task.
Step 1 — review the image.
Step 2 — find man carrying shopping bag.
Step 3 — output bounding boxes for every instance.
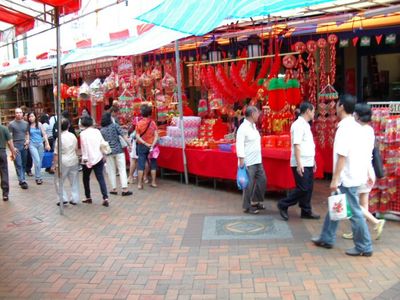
[311,94,373,257]
[236,106,267,214]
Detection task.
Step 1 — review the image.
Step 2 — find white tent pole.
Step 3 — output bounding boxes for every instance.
[174,40,188,184]
[55,7,64,215]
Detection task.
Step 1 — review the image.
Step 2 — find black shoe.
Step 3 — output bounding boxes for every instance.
[102,200,109,207]
[121,191,133,196]
[109,191,118,195]
[345,247,373,257]
[252,203,265,210]
[82,198,92,204]
[19,182,28,189]
[243,207,259,214]
[57,201,68,206]
[36,179,43,185]
[69,201,77,205]
[3,196,8,201]
[301,213,320,220]
[26,171,33,177]
[311,237,333,249]
[277,204,289,221]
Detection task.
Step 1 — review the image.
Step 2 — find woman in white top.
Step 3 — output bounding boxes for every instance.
[79,115,109,207]
[343,103,385,240]
[52,118,80,206]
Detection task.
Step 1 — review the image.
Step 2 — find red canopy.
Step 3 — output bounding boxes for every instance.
[0,0,81,36]
[0,5,35,36]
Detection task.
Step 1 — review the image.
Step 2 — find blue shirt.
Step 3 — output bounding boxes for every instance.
[30,126,43,144]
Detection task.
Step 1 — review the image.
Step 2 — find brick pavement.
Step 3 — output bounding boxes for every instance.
[0,166,399,300]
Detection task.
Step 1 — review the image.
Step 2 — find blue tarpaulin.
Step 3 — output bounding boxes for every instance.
[136,0,337,36]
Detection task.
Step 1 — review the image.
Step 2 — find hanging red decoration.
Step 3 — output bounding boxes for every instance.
[294,42,306,101]
[318,38,328,89]
[328,34,338,85]
[216,64,238,103]
[286,79,301,106]
[306,40,317,105]
[268,78,287,112]
[283,55,297,80]
[375,35,383,45]
[352,36,359,47]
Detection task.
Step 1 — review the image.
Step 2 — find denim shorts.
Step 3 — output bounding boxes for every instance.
[137,143,157,171]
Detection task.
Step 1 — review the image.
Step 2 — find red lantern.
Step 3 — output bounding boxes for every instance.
[268,78,286,112]
[286,79,301,106]
[61,83,69,99]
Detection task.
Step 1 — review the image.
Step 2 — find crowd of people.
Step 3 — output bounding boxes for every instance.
[236,95,385,257]
[0,103,159,208]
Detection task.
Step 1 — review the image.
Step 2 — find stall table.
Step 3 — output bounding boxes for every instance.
[158,146,324,191]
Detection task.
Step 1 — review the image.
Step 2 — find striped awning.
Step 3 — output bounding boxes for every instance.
[136,0,337,36]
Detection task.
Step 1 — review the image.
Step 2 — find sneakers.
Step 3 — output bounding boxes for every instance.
[243,207,259,214]
[19,181,28,189]
[375,219,386,240]
[345,247,373,257]
[342,232,353,239]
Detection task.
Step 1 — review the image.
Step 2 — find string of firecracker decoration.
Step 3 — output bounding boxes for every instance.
[318,38,328,89]
[306,40,318,105]
[328,34,338,85]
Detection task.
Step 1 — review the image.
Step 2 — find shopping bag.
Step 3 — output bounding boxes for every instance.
[237,166,249,190]
[328,190,352,221]
[372,146,384,179]
[42,151,54,168]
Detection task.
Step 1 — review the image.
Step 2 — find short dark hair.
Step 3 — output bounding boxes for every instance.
[40,114,49,124]
[80,115,93,128]
[101,112,113,127]
[140,104,152,117]
[338,94,356,114]
[62,110,70,119]
[61,118,70,131]
[104,105,111,111]
[245,106,258,118]
[355,103,372,123]
[299,101,314,114]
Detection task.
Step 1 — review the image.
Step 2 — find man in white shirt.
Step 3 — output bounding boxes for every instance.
[312,95,373,257]
[236,106,266,214]
[278,101,320,221]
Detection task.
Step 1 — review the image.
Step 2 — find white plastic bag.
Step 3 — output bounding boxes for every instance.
[328,190,352,221]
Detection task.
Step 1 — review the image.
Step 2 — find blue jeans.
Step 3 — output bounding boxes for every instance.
[319,186,373,253]
[14,143,27,183]
[29,142,44,180]
[137,143,157,171]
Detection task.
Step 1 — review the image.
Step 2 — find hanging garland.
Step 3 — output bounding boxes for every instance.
[318,38,328,89]
[328,34,338,85]
[283,55,297,80]
[216,64,238,103]
[306,40,317,105]
[294,42,306,100]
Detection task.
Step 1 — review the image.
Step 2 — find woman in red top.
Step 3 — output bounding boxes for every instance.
[135,104,159,189]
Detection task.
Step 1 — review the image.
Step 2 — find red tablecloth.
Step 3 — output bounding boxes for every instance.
[158,146,324,190]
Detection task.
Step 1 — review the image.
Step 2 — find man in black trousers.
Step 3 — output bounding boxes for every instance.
[278,101,320,220]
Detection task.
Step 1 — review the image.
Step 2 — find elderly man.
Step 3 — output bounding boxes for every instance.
[8,108,29,189]
[236,106,267,214]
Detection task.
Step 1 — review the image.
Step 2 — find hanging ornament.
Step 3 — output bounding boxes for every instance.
[306,40,317,105]
[283,55,297,80]
[286,79,301,107]
[294,42,306,101]
[318,38,328,89]
[268,78,287,112]
[352,36,359,47]
[328,34,338,85]
[375,35,383,45]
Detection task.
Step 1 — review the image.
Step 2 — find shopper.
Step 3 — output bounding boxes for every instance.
[24,112,33,177]
[53,110,76,140]
[8,108,29,189]
[100,112,132,196]
[236,106,267,214]
[342,103,385,240]
[278,101,320,221]
[27,112,51,185]
[52,118,80,206]
[79,115,109,207]
[312,94,373,257]
[78,107,91,130]
[135,104,159,189]
[40,114,53,149]
[128,129,138,184]
[0,124,16,201]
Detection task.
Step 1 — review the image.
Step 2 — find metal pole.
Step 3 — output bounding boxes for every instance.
[55,7,64,215]
[174,40,188,184]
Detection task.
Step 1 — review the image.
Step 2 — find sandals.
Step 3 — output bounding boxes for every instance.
[137,185,143,190]
[150,184,158,188]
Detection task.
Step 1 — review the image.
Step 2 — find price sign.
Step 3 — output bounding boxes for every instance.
[389,103,400,114]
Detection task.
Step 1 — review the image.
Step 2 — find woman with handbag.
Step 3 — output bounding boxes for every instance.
[342,103,385,240]
[80,115,110,207]
[27,112,51,185]
[100,112,132,196]
[135,104,159,189]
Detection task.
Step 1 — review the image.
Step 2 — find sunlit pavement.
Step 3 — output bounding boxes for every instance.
[0,164,399,300]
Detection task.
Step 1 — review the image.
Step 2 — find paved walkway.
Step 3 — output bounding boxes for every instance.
[0,167,399,300]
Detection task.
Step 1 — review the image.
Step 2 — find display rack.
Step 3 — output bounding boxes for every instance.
[368,101,400,221]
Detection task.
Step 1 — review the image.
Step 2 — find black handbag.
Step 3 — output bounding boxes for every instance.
[372,146,384,179]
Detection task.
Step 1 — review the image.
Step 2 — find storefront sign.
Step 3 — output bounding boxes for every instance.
[339,39,349,47]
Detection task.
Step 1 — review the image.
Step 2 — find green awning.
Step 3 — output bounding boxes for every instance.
[0,75,17,92]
